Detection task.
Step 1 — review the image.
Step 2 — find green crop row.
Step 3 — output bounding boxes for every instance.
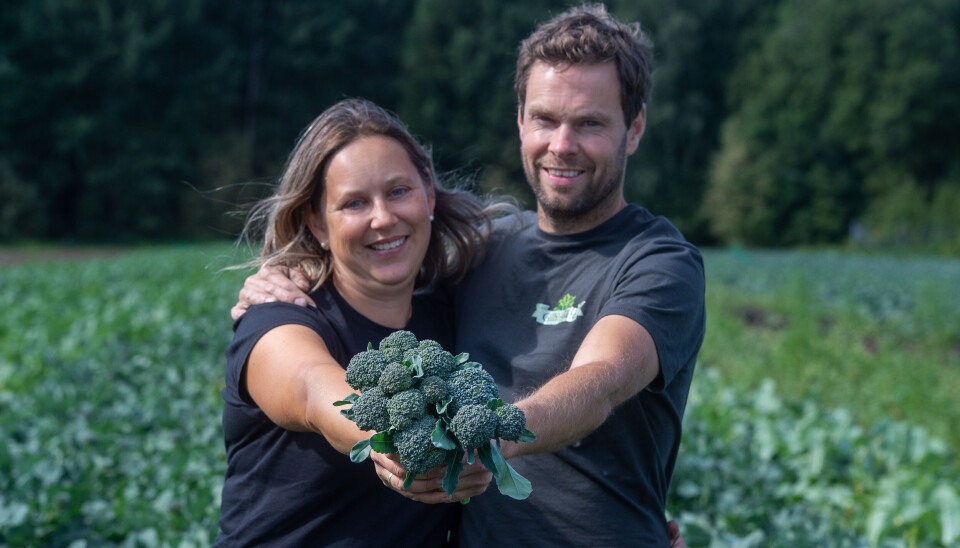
[0,244,957,546]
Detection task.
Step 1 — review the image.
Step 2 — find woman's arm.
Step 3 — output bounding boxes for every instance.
[244,323,366,454]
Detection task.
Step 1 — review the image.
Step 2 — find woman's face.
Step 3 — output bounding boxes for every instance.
[309,135,435,298]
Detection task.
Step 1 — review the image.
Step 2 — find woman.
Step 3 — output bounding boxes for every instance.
[216,98,496,546]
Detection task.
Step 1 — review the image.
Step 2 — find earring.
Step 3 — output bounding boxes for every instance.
[429,215,434,221]
[320,242,327,249]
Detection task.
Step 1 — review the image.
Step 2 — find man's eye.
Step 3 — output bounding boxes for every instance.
[390,187,409,198]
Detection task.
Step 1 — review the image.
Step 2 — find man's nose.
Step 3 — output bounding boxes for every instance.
[548,124,578,156]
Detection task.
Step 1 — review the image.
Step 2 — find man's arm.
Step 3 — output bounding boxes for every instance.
[501,313,659,458]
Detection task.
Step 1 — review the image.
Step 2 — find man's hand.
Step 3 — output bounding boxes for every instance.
[231,265,315,321]
[371,451,492,504]
[669,520,687,548]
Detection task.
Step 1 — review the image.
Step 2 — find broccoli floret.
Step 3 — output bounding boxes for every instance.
[495,403,526,441]
[447,366,500,413]
[420,375,450,405]
[378,362,414,395]
[379,330,419,363]
[387,388,426,430]
[350,387,390,432]
[393,416,447,475]
[404,340,457,377]
[449,404,498,450]
[344,349,389,392]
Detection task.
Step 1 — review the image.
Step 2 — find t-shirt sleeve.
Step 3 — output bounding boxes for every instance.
[224,302,339,407]
[600,237,706,391]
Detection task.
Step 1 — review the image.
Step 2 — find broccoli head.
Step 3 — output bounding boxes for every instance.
[350,387,390,432]
[378,362,415,395]
[344,349,389,392]
[494,403,526,441]
[447,366,500,413]
[420,375,450,406]
[378,330,419,363]
[449,404,498,450]
[404,340,457,377]
[386,388,426,431]
[393,416,447,475]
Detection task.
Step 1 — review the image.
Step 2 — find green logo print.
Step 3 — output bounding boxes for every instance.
[553,293,576,311]
[533,293,585,325]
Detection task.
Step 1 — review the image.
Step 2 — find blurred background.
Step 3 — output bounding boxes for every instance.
[2,0,958,251]
[2,1,959,546]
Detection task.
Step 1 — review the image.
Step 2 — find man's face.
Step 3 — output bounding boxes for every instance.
[518,61,645,233]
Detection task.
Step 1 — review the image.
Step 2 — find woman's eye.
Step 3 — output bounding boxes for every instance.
[344,199,364,209]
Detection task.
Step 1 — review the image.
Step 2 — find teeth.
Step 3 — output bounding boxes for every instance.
[371,238,405,251]
[546,168,580,178]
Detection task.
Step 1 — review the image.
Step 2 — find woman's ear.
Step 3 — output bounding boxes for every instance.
[424,170,436,219]
[307,207,329,248]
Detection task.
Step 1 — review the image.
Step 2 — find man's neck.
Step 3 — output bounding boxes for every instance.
[537,198,628,235]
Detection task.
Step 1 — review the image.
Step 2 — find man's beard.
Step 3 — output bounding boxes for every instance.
[525,134,628,223]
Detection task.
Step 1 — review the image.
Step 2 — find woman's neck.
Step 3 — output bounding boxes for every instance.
[331,274,414,330]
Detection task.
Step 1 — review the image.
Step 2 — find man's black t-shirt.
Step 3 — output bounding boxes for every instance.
[215,285,457,547]
[454,206,705,547]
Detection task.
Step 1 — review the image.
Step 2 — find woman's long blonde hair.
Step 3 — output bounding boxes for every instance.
[237,98,506,289]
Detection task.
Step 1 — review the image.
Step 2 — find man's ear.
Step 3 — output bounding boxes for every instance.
[625,106,646,155]
[517,105,525,135]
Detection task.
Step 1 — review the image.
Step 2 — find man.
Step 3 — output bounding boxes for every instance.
[233,5,703,546]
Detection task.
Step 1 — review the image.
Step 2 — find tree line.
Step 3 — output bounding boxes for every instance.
[2,0,957,250]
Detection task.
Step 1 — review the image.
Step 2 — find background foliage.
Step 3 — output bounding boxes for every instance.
[2,0,958,251]
[1,245,957,546]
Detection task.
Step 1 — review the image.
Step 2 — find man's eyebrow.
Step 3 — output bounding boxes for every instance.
[526,106,614,123]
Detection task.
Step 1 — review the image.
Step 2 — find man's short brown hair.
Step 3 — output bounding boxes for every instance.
[515,3,653,125]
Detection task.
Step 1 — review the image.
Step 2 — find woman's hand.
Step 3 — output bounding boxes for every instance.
[231,265,315,321]
[371,451,492,504]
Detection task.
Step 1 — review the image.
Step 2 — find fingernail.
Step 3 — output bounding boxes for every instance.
[294,298,306,307]
[265,296,276,303]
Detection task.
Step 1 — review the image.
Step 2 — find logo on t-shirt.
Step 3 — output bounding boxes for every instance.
[532,293,585,325]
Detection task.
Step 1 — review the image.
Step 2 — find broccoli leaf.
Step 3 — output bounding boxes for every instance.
[403,471,415,489]
[519,428,537,443]
[442,448,464,496]
[332,393,359,406]
[454,352,470,364]
[477,443,532,500]
[436,395,453,415]
[367,342,374,351]
[350,439,372,463]
[369,431,397,454]
[432,418,457,450]
[460,361,482,370]
[339,407,355,420]
[486,398,505,410]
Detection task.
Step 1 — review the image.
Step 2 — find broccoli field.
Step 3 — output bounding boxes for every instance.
[1,244,958,546]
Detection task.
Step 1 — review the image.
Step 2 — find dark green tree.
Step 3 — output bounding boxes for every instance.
[704,0,960,247]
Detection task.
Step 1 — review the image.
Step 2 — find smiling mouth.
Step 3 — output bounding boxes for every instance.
[370,237,406,251]
[544,168,583,178]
